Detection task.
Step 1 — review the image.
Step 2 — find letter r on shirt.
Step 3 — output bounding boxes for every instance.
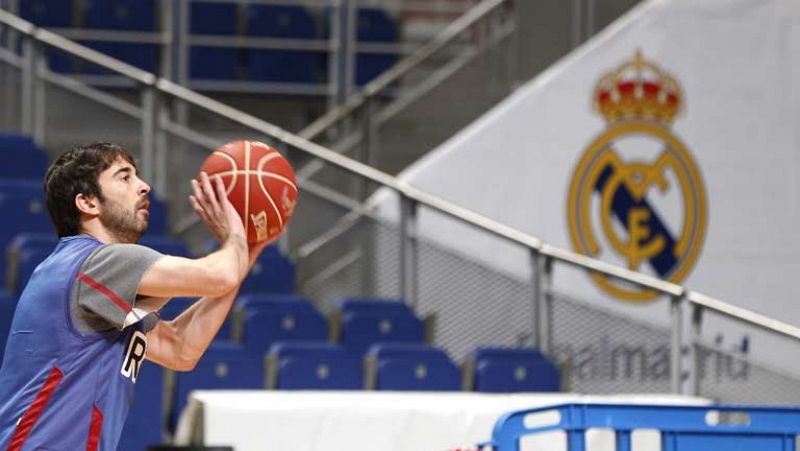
[121,331,147,383]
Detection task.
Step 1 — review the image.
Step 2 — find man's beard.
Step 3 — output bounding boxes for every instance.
[99,197,148,243]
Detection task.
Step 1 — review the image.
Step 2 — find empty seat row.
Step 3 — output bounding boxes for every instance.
[142,296,558,397]
[16,0,398,85]
[157,296,421,356]
[262,342,559,393]
[235,296,426,356]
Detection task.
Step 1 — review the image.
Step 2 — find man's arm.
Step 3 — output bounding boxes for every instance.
[136,237,247,299]
[137,173,249,299]
[144,241,268,371]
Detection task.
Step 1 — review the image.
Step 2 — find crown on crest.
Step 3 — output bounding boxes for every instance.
[594,51,683,124]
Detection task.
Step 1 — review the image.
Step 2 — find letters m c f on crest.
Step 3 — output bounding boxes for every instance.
[567,51,707,302]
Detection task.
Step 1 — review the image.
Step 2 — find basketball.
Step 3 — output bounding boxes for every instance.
[199,140,298,244]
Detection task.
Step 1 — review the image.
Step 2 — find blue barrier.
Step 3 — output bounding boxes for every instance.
[484,403,800,451]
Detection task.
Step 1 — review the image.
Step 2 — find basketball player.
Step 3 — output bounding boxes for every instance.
[0,142,267,450]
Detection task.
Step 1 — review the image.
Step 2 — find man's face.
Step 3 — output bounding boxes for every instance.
[96,156,151,243]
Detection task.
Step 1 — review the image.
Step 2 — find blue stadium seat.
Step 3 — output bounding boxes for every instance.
[0,150,48,179]
[84,0,156,31]
[138,236,190,257]
[0,293,16,367]
[18,0,74,71]
[471,347,560,393]
[156,297,195,321]
[237,294,327,355]
[239,244,294,294]
[143,195,168,236]
[7,232,56,251]
[366,343,460,391]
[158,297,233,341]
[0,134,49,179]
[268,341,362,390]
[0,133,38,151]
[244,5,320,83]
[19,0,73,27]
[190,2,239,80]
[0,179,43,197]
[170,342,263,429]
[79,42,159,74]
[202,241,293,293]
[338,298,413,314]
[356,8,397,86]
[6,233,56,293]
[339,299,425,356]
[117,361,164,451]
[81,0,158,73]
[0,193,52,289]
[13,245,51,294]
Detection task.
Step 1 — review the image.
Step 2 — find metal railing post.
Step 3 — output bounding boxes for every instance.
[363,94,378,167]
[20,33,34,135]
[585,0,596,40]
[508,0,521,88]
[343,0,356,100]
[140,86,157,186]
[531,251,552,352]
[571,0,583,48]
[175,0,190,125]
[399,194,419,308]
[542,256,554,354]
[530,250,542,349]
[154,103,168,196]
[670,294,684,394]
[689,303,704,396]
[6,0,19,54]
[327,0,342,108]
[32,49,45,146]
[161,0,175,81]
[355,94,378,199]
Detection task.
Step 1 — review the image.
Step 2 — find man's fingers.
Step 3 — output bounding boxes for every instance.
[214,175,229,206]
[191,178,202,201]
[189,195,211,222]
[200,172,223,217]
[192,177,209,209]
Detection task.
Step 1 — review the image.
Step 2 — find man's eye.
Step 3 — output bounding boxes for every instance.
[123,175,130,182]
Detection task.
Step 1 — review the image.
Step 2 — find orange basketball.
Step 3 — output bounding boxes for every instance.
[199,140,298,244]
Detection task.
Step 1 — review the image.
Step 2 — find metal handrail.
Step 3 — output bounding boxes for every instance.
[33,26,156,86]
[298,0,509,141]
[0,7,797,348]
[687,291,800,341]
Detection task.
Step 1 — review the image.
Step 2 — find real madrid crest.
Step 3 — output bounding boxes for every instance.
[567,51,707,302]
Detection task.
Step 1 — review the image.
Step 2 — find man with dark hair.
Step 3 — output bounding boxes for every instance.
[0,142,267,450]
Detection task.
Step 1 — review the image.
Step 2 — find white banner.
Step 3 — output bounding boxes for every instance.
[377,0,800,374]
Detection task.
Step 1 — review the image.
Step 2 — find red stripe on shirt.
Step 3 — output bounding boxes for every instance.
[85,405,103,451]
[77,272,132,313]
[8,366,64,451]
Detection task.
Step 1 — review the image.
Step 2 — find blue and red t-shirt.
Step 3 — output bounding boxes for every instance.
[0,235,164,451]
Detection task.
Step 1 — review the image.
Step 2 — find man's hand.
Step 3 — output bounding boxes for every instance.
[189,172,245,243]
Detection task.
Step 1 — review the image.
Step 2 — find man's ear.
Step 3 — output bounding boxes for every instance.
[75,193,100,216]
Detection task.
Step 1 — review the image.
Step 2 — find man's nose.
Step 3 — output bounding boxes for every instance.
[139,180,151,195]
